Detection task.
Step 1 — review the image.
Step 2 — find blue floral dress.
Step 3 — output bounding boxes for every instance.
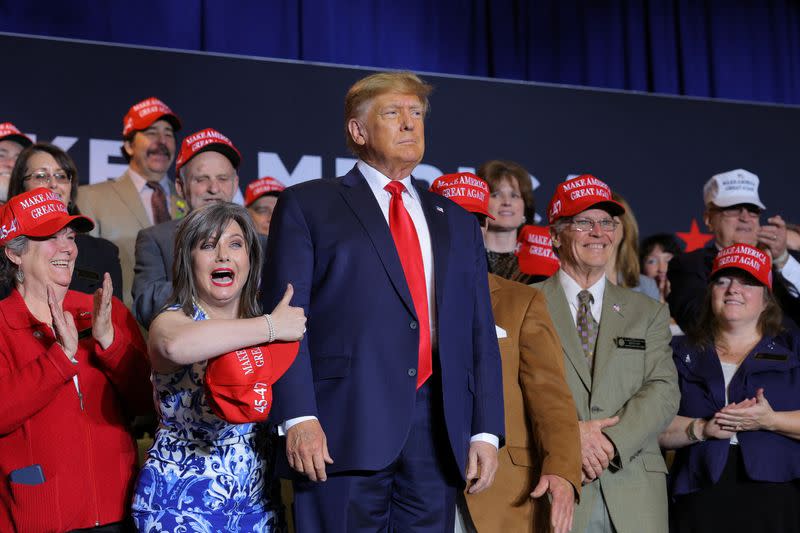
[132,304,281,532]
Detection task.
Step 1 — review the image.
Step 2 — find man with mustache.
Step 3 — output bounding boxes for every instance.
[132,128,244,328]
[77,97,184,309]
[668,169,800,332]
[0,123,33,206]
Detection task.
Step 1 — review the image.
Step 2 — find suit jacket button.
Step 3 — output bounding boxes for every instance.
[591,406,601,413]
[408,368,417,377]
[409,321,418,330]
[33,331,43,339]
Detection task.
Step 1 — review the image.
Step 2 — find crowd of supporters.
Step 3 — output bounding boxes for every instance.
[1,70,799,533]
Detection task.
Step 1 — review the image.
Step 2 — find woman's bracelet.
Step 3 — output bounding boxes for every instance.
[264,313,276,343]
[686,418,706,442]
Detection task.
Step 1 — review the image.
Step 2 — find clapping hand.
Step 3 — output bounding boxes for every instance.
[715,389,775,432]
[48,285,78,362]
[92,273,115,350]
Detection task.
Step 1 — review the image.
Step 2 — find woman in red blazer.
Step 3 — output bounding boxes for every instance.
[0,187,152,532]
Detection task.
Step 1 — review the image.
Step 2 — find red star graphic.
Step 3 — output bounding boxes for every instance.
[677,219,714,252]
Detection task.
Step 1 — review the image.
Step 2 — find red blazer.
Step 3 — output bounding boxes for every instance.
[0,289,152,532]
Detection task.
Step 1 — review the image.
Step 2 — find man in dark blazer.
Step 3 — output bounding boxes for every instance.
[668,169,800,333]
[263,72,504,532]
[132,128,241,327]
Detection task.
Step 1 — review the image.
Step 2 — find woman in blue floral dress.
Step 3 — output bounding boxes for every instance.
[132,202,306,532]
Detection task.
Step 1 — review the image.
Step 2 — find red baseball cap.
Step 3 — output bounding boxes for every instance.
[0,188,94,245]
[429,172,495,219]
[515,225,560,277]
[245,176,286,207]
[204,341,299,424]
[711,243,772,289]
[175,128,241,177]
[0,122,33,148]
[547,174,625,224]
[122,97,181,137]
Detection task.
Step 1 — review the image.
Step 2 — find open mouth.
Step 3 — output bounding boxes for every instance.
[50,259,70,268]
[211,268,234,287]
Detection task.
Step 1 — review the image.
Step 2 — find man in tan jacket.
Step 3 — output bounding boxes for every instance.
[77,97,185,308]
[431,173,582,533]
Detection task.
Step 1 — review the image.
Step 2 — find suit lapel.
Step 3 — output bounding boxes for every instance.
[114,171,150,229]
[338,167,416,316]
[415,180,449,313]
[168,179,188,219]
[541,276,592,391]
[591,282,628,385]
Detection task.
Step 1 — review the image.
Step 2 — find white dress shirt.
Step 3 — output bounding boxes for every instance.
[779,255,800,297]
[127,168,173,225]
[558,269,606,324]
[283,161,497,449]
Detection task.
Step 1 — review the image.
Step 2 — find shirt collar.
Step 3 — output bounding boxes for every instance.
[558,269,606,307]
[128,167,171,196]
[357,160,419,204]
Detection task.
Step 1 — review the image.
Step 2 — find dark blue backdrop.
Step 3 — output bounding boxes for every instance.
[1,0,798,105]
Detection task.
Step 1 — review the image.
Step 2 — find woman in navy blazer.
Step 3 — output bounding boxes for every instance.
[659,243,800,533]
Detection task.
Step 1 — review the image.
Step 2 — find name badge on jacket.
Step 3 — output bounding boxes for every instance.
[615,337,646,350]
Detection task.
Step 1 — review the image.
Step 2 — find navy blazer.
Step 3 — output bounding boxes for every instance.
[262,167,504,477]
[670,333,800,497]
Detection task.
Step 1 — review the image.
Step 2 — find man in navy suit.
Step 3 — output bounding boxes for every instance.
[263,71,504,532]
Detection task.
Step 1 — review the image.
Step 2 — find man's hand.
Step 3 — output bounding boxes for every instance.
[757,215,789,266]
[285,419,333,482]
[579,416,619,481]
[465,441,498,494]
[531,474,575,533]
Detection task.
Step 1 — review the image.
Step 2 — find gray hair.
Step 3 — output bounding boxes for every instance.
[549,218,572,258]
[0,236,30,288]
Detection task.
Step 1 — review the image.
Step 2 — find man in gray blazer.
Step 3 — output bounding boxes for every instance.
[132,128,241,327]
[77,97,186,309]
[533,175,678,533]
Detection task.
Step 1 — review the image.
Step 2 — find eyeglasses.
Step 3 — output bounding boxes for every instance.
[570,217,619,232]
[713,205,761,219]
[23,170,72,185]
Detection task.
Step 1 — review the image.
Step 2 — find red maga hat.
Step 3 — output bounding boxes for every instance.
[515,225,560,277]
[245,176,286,207]
[175,128,241,177]
[547,174,625,224]
[204,341,299,424]
[0,122,33,148]
[429,172,495,219]
[711,243,772,289]
[0,188,93,245]
[122,97,181,137]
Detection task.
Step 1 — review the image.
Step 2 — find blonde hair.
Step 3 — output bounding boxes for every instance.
[344,71,432,156]
[612,193,641,288]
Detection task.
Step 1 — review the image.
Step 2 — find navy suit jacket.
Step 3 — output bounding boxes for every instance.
[262,166,504,477]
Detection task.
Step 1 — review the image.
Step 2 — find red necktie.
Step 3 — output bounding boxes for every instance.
[384,181,432,389]
[146,181,171,225]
